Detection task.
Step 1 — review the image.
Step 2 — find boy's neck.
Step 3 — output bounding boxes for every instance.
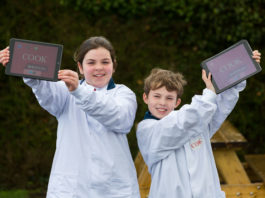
[143,111,160,120]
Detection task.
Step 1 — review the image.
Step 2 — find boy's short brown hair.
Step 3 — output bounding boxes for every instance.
[144,68,187,98]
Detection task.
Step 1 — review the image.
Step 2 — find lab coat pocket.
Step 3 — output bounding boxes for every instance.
[91,154,114,189]
[47,173,78,198]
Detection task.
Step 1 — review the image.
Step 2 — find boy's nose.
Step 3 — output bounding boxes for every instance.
[159,99,166,105]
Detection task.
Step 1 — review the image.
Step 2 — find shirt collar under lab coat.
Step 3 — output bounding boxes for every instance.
[143,111,160,120]
[79,78,116,91]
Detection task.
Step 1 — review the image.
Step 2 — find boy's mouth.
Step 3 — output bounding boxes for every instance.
[156,108,167,112]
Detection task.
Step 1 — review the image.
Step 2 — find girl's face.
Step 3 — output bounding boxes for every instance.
[78,47,114,88]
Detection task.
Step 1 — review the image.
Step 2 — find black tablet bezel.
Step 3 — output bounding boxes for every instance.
[201,40,261,93]
[5,38,63,81]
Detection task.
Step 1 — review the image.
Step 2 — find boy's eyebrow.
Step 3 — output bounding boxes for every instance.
[168,94,177,97]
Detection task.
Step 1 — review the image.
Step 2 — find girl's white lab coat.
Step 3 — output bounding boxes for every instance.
[24,78,140,198]
[137,82,246,198]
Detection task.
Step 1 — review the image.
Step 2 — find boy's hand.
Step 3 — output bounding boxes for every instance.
[252,50,261,63]
[0,46,10,66]
[202,69,215,93]
[58,69,79,92]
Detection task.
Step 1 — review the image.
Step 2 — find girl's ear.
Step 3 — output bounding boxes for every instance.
[175,98,181,108]
[78,62,84,74]
[143,93,148,104]
[112,59,116,74]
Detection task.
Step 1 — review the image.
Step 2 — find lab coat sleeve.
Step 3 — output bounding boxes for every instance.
[70,84,137,133]
[23,78,69,117]
[208,80,246,138]
[137,88,217,167]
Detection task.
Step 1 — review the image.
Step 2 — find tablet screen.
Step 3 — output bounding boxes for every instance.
[6,38,63,81]
[201,40,261,93]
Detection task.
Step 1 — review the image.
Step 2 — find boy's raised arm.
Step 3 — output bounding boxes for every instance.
[208,50,261,137]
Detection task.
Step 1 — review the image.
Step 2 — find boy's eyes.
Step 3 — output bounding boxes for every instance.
[153,95,174,100]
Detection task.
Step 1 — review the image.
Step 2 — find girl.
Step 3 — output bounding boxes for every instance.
[0,36,140,198]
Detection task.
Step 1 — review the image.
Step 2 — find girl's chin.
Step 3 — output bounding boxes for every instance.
[91,80,108,87]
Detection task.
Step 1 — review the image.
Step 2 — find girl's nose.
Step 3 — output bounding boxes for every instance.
[95,63,103,70]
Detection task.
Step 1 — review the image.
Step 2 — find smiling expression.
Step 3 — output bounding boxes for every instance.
[143,86,181,119]
[78,47,114,88]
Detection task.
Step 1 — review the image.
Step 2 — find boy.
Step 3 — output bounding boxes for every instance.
[136,51,260,198]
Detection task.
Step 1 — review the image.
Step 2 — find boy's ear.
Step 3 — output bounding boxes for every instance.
[143,93,148,104]
[78,62,84,74]
[175,98,181,108]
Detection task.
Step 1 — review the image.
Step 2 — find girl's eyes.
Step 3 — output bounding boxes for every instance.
[167,98,173,100]
[86,61,110,65]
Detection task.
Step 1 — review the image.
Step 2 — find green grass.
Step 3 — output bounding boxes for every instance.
[0,190,29,198]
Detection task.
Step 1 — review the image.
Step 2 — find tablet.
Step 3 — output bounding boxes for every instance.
[201,40,261,93]
[5,38,63,81]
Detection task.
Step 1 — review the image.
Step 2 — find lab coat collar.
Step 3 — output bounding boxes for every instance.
[143,111,160,120]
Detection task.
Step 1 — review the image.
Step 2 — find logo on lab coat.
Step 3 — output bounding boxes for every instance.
[190,135,203,150]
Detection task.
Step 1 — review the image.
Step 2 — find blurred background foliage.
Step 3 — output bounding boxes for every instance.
[0,0,264,195]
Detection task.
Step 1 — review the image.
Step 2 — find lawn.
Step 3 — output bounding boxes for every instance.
[0,190,28,198]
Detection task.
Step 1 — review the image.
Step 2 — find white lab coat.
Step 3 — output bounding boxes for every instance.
[24,78,140,198]
[137,82,246,198]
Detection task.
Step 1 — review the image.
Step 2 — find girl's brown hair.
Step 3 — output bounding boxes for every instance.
[74,36,117,70]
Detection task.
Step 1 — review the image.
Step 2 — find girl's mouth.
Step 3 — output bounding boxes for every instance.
[93,74,105,77]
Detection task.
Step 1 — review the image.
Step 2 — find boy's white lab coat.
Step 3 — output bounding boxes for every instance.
[24,78,140,198]
[137,82,246,198]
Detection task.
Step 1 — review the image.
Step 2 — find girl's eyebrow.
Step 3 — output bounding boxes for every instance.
[102,58,111,61]
[86,58,111,61]
[86,59,95,61]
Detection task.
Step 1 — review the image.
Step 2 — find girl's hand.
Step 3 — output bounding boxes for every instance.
[202,69,215,93]
[252,50,261,63]
[58,69,79,92]
[0,46,10,66]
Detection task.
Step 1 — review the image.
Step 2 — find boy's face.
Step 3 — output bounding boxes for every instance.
[143,86,181,119]
[78,47,114,88]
